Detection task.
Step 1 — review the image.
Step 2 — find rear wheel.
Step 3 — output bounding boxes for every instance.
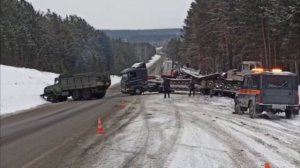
[285,110,295,119]
[135,88,142,95]
[72,90,82,100]
[95,91,106,99]
[249,102,257,118]
[82,89,92,100]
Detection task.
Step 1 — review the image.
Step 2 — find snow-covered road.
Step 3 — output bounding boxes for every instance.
[68,93,300,168]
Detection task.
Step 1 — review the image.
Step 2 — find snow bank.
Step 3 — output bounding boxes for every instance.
[146,54,161,68]
[110,75,121,86]
[0,65,58,116]
[0,65,123,116]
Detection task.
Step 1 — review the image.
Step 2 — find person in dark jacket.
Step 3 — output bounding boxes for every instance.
[189,79,195,96]
[163,78,171,98]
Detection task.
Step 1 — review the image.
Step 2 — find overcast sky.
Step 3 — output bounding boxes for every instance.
[26,0,194,30]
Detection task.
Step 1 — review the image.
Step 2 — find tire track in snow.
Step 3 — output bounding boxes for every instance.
[122,97,183,168]
[170,96,262,168]
[187,96,300,167]
[202,110,300,151]
[198,99,300,160]
[63,98,142,168]
[150,101,183,168]
[121,99,150,168]
[178,111,258,168]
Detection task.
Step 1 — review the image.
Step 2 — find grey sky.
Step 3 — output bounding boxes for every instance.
[26,0,194,30]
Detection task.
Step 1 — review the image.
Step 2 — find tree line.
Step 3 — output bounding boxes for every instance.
[0,0,156,74]
[166,0,299,78]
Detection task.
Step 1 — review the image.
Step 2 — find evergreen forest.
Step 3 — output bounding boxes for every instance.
[166,0,300,78]
[0,0,156,74]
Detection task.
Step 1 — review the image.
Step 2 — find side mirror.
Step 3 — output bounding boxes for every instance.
[54,78,59,84]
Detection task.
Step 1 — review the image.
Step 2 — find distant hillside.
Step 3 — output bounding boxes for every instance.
[103,29,181,46]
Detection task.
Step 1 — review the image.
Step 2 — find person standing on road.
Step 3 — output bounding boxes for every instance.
[189,78,195,96]
[163,78,171,98]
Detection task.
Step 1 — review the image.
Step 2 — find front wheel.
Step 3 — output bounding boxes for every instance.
[135,88,142,95]
[72,90,82,100]
[249,102,257,119]
[47,94,58,103]
[234,102,242,115]
[95,91,106,99]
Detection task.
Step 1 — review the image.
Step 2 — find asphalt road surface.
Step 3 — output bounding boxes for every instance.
[1,84,129,168]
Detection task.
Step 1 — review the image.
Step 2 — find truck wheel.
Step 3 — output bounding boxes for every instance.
[72,90,82,101]
[234,102,242,115]
[285,110,294,119]
[58,96,67,102]
[135,88,142,95]
[82,89,92,100]
[249,102,257,118]
[95,92,106,99]
[46,93,58,103]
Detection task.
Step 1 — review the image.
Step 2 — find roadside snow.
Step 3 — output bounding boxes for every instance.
[0,65,58,116]
[0,53,161,116]
[110,75,121,86]
[0,65,123,116]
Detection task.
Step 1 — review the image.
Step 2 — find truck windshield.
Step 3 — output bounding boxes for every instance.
[263,75,292,89]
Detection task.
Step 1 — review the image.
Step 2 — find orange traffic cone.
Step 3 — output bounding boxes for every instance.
[264,162,270,168]
[97,117,104,134]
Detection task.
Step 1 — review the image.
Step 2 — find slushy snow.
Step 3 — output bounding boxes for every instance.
[77,94,300,168]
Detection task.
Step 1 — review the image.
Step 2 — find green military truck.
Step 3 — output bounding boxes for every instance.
[41,72,111,103]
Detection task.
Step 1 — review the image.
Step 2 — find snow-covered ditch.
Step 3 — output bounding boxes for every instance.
[0,65,124,116]
[0,65,59,116]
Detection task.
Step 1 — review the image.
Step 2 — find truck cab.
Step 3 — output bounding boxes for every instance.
[121,62,148,95]
[235,69,299,119]
[121,62,161,95]
[227,61,262,81]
